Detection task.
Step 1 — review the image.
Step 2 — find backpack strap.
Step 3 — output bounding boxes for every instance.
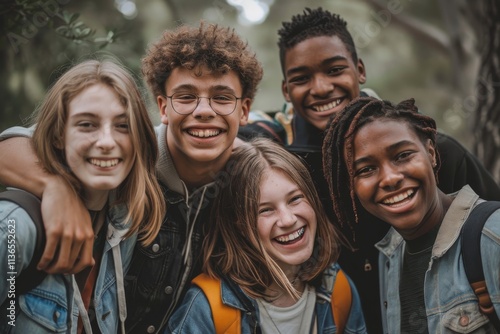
[0,189,47,294]
[192,273,241,334]
[331,268,352,334]
[461,201,500,329]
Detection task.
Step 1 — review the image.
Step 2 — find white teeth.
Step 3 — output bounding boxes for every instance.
[383,189,414,205]
[90,158,119,168]
[275,227,305,243]
[188,129,221,138]
[316,99,341,112]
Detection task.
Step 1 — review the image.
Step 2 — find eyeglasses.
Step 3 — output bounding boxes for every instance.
[166,93,242,115]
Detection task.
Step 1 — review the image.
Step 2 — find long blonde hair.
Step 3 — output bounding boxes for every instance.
[32,59,165,245]
[204,138,340,300]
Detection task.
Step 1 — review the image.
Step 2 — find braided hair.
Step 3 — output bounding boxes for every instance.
[277,7,358,75]
[322,96,440,231]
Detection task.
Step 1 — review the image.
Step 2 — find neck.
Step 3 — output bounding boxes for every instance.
[83,189,109,211]
[265,270,306,307]
[167,142,231,190]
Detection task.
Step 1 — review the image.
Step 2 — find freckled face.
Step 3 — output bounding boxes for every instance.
[257,168,317,272]
[64,84,134,197]
[351,119,441,239]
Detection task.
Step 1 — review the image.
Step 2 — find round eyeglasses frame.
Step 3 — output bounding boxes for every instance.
[165,93,243,116]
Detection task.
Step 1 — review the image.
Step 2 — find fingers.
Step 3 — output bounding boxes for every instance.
[39,225,95,274]
[37,177,95,274]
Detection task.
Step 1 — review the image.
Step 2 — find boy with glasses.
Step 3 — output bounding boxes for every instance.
[0,22,262,333]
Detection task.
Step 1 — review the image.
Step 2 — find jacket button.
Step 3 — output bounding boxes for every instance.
[147,325,156,333]
[459,315,470,327]
[152,243,160,252]
[164,286,173,294]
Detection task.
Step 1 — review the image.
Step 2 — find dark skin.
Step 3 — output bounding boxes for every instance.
[350,120,453,240]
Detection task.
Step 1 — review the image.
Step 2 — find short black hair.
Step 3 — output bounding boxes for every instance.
[277,7,358,75]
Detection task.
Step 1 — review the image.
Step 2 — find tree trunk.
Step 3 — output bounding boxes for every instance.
[468,0,500,182]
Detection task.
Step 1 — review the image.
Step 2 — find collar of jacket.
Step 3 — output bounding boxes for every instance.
[376,185,479,258]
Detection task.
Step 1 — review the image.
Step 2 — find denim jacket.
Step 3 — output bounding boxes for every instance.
[166,263,367,334]
[376,185,500,333]
[0,196,136,333]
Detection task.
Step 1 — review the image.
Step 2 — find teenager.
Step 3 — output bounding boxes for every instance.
[167,138,367,333]
[0,60,164,333]
[0,22,263,333]
[240,7,500,332]
[323,96,500,333]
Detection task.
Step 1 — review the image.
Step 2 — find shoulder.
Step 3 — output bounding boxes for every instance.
[0,200,37,237]
[483,205,500,237]
[167,285,214,333]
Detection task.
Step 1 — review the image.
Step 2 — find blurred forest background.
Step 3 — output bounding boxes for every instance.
[1,0,499,182]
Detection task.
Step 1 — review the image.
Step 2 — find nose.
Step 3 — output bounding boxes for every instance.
[379,163,403,190]
[192,97,216,119]
[276,207,297,228]
[310,74,333,97]
[96,126,116,151]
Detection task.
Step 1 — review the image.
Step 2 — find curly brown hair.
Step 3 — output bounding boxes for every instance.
[142,21,263,100]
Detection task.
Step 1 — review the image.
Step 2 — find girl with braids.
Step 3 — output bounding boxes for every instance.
[323,96,500,333]
[167,138,367,334]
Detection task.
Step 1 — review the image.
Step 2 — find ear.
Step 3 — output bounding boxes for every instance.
[239,98,251,126]
[53,136,64,150]
[157,95,169,125]
[281,79,291,102]
[357,58,367,85]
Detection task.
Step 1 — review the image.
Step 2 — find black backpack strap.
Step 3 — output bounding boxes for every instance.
[461,201,500,329]
[0,189,47,294]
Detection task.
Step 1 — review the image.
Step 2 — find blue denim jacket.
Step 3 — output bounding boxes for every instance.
[376,185,500,333]
[166,263,367,334]
[0,198,136,333]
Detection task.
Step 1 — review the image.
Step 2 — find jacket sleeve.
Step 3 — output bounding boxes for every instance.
[482,209,500,321]
[0,126,34,141]
[0,202,37,303]
[165,285,216,334]
[435,132,500,201]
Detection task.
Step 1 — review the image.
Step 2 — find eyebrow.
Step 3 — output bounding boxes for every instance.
[286,55,348,76]
[353,140,415,166]
[170,84,237,95]
[258,188,301,206]
[69,111,128,119]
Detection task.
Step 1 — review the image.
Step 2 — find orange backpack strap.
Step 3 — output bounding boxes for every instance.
[331,269,352,334]
[192,273,241,334]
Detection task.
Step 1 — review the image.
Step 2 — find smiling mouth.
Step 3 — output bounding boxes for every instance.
[274,227,305,245]
[382,189,415,206]
[89,158,119,168]
[313,98,343,112]
[187,129,222,138]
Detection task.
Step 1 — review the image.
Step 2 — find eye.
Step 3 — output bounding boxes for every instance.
[116,122,129,132]
[173,94,197,102]
[288,75,309,85]
[327,66,346,75]
[354,166,376,177]
[258,207,272,215]
[77,122,96,131]
[396,151,414,161]
[211,94,234,104]
[289,194,305,204]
